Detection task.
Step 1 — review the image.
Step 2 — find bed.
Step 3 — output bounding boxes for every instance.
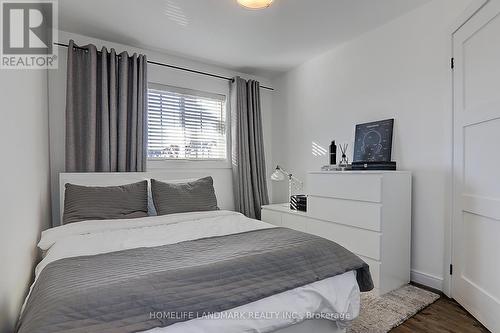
[16,172,373,333]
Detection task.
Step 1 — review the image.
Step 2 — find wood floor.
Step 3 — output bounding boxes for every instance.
[391,297,490,333]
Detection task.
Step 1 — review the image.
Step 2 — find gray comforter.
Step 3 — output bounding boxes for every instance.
[17,227,373,333]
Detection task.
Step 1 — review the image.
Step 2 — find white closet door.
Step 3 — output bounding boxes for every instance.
[452,1,500,331]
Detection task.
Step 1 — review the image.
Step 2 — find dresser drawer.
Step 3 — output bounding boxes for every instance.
[308,196,382,231]
[307,219,381,260]
[281,214,308,233]
[308,173,382,203]
[261,209,282,226]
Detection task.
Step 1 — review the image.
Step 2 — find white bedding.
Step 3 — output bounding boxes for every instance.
[27,210,360,333]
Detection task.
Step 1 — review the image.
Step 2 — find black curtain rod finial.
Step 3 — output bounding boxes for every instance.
[55,42,273,91]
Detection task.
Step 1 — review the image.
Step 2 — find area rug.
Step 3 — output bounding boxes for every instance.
[348,284,440,333]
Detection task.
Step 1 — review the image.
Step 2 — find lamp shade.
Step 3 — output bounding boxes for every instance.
[271,169,286,181]
[237,0,274,9]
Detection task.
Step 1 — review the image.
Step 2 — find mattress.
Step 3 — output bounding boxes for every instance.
[23,210,360,333]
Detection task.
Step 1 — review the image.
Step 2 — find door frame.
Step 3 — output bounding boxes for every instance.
[445,0,490,298]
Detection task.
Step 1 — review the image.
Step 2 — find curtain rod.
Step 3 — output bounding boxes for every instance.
[54,42,274,91]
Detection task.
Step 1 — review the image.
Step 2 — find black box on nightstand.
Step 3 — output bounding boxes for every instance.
[290,195,307,212]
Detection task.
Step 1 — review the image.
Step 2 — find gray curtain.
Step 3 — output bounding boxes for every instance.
[65,40,148,172]
[231,76,269,219]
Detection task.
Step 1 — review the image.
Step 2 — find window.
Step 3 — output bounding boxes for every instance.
[147,84,227,160]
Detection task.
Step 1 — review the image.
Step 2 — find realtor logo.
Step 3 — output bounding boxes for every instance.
[1,0,57,69]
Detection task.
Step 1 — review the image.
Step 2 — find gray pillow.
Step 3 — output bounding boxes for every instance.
[151,177,218,216]
[63,181,148,224]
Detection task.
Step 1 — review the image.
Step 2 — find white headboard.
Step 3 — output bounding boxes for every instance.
[58,171,235,225]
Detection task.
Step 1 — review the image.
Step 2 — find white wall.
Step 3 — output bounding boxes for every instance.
[271,0,472,292]
[0,70,51,332]
[49,31,274,226]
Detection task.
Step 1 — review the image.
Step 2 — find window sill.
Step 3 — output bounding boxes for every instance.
[147,159,231,170]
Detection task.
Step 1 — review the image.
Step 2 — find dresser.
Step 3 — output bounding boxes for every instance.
[262,171,411,295]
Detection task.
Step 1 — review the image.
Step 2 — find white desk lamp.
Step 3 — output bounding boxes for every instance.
[270,165,303,209]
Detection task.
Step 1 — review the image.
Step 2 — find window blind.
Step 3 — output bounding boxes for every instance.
[147,84,227,160]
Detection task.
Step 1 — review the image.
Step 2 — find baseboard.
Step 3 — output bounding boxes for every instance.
[410,269,444,291]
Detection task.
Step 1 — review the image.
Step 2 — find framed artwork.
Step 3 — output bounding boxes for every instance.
[353,119,394,162]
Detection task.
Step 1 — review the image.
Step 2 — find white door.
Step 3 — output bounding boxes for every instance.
[452,1,500,331]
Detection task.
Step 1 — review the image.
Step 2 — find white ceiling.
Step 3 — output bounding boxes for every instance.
[58,0,430,77]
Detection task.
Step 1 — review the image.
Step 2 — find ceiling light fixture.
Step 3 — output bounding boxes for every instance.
[237,0,274,10]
